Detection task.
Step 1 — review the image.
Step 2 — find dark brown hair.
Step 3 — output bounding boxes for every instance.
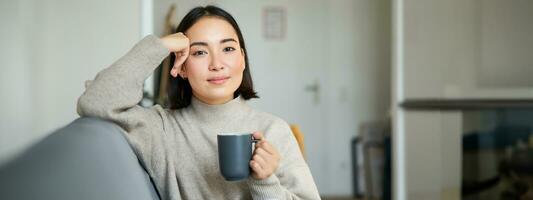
[167,5,258,109]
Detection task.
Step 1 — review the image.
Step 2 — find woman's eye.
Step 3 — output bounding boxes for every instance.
[192,51,207,56]
[223,47,236,52]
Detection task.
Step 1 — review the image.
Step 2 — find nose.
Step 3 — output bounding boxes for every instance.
[208,52,224,71]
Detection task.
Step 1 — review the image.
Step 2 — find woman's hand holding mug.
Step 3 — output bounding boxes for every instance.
[250,132,281,180]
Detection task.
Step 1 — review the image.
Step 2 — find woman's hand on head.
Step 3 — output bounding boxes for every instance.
[160,32,190,78]
[250,131,281,180]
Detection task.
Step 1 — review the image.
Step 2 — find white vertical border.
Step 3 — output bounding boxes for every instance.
[392,0,406,199]
[140,0,154,101]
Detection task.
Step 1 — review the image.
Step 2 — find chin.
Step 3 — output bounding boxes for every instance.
[196,83,240,102]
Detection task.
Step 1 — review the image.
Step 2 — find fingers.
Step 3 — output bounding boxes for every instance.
[254,148,270,161]
[255,141,277,155]
[258,145,281,166]
[175,50,188,65]
[175,32,190,52]
[160,32,189,53]
[162,31,190,78]
[170,67,178,78]
[170,53,180,78]
[252,131,264,140]
[250,138,281,180]
[181,45,189,57]
[250,153,270,179]
[252,153,268,169]
[251,132,278,159]
[170,50,189,78]
[250,160,265,177]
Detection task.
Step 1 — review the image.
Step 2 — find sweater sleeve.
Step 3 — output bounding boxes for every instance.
[76,35,182,200]
[77,34,169,140]
[247,119,321,200]
[77,35,168,120]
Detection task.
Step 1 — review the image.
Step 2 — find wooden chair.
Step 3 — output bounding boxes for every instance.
[289,124,306,159]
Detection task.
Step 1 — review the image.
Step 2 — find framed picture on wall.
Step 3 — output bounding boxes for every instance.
[263,6,286,41]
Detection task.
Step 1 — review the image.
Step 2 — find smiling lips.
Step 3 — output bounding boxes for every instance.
[207,76,230,84]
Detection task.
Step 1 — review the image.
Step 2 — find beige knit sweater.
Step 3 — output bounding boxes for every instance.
[76,35,320,200]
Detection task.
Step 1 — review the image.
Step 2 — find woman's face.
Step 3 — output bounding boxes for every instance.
[182,17,245,105]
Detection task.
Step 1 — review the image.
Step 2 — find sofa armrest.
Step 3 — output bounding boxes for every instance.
[0,117,160,200]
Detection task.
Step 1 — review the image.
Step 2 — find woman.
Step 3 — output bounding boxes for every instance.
[77,5,320,200]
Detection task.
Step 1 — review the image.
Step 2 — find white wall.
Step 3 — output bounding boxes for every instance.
[325,0,391,196]
[395,0,533,199]
[402,0,533,99]
[0,0,141,164]
[0,0,35,165]
[479,0,533,88]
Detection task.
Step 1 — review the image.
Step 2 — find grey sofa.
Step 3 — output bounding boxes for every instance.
[0,117,160,200]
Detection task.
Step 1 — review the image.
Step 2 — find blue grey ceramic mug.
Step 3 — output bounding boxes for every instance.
[217,133,260,181]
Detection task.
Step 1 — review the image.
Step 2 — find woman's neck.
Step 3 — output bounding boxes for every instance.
[187,95,249,125]
[192,93,234,105]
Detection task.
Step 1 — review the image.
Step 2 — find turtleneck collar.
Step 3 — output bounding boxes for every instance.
[188,95,250,123]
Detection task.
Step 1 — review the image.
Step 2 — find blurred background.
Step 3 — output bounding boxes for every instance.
[1,0,532,199]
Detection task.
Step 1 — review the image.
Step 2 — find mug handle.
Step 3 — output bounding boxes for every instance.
[252,136,261,144]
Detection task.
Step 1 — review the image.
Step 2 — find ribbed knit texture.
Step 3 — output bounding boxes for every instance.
[77,35,320,200]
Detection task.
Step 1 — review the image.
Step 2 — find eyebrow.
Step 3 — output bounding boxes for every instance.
[221,38,237,44]
[190,38,238,47]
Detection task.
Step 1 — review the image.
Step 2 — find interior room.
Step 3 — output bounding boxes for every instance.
[1,0,531,199]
